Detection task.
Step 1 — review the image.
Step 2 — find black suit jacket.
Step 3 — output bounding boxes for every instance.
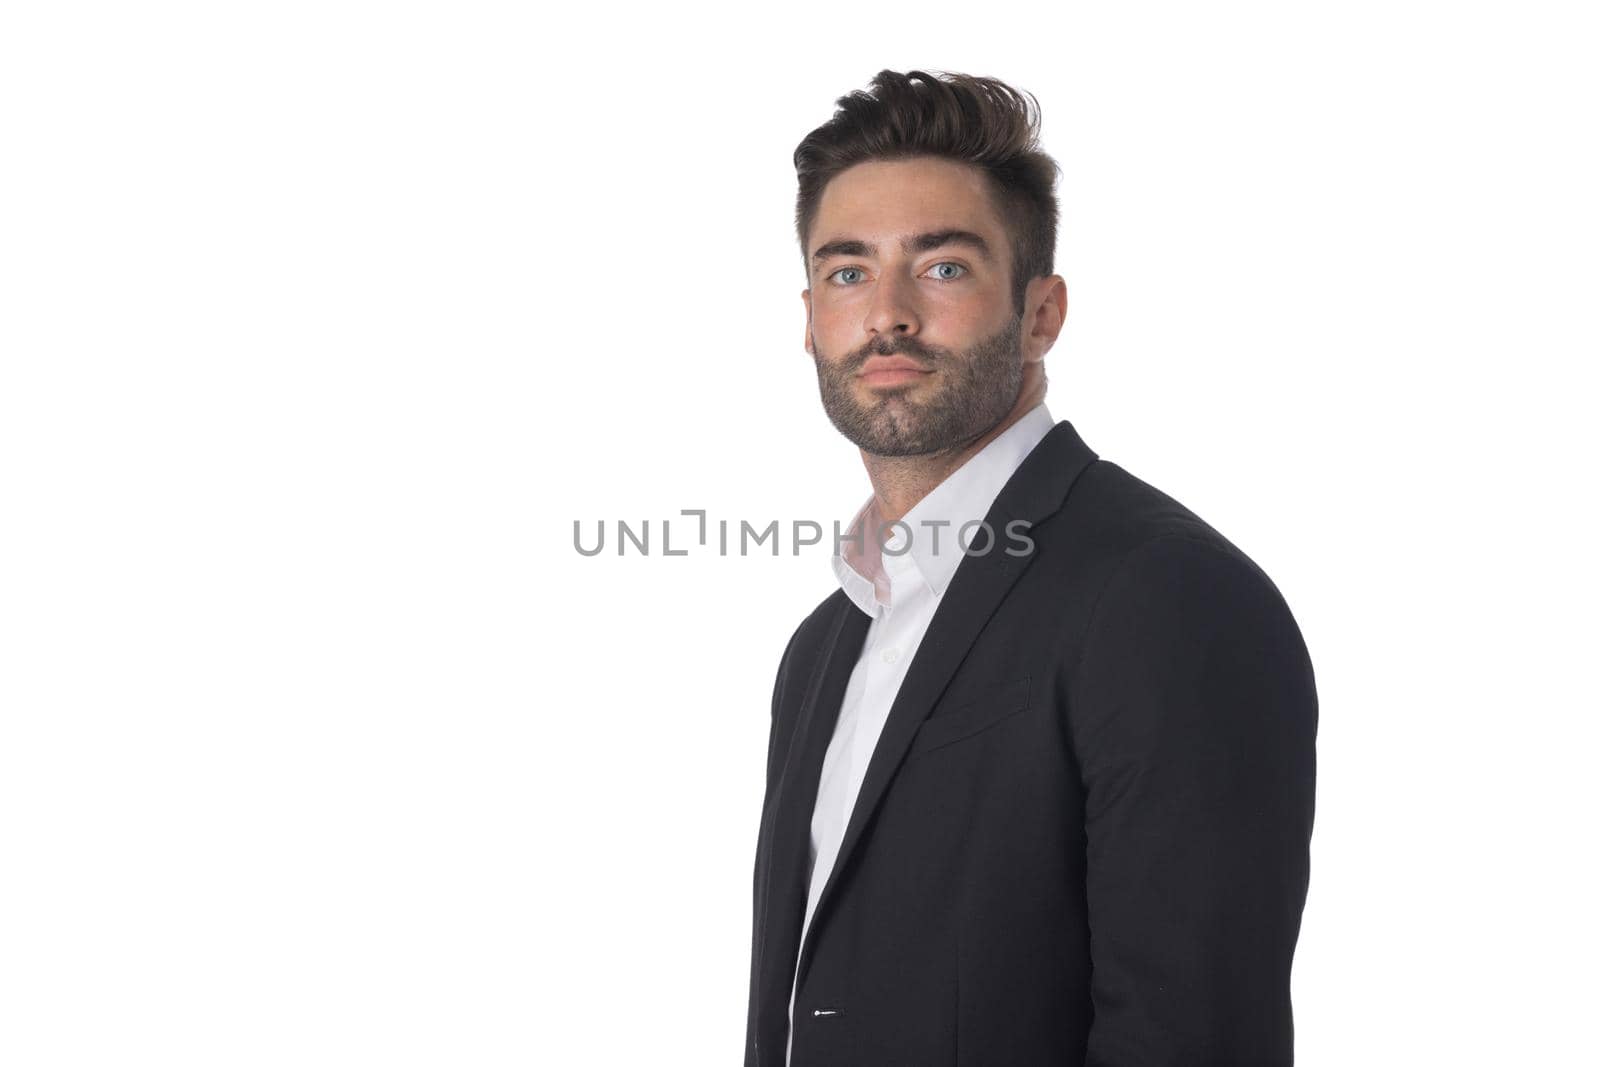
[745,419,1318,1066]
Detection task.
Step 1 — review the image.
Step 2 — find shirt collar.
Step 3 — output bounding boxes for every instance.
[831,402,1055,617]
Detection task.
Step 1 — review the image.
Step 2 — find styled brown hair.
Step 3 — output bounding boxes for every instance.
[793,69,1061,315]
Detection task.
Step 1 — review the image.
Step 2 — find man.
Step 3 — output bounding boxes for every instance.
[745,70,1318,1066]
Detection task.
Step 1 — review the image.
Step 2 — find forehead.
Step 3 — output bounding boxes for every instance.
[810,157,1007,256]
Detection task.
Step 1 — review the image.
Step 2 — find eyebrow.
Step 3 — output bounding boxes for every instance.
[810,229,996,267]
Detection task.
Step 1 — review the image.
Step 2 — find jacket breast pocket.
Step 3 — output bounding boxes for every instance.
[909,675,1032,755]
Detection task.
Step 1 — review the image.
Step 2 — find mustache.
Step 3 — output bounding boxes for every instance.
[844,338,941,373]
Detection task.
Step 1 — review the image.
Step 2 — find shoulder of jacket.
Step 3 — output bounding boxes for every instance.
[767,587,849,675]
[1043,460,1269,578]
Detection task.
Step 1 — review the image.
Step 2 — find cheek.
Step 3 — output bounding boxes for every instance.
[926,284,999,327]
[811,293,852,326]
[810,301,858,347]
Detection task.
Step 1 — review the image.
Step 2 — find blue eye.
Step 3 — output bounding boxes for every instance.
[829,267,866,285]
[926,262,966,281]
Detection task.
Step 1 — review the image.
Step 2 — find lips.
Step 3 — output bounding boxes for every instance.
[856,355,935,389]
[857,355,932,377]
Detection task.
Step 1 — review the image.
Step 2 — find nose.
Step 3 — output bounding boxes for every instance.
[862,268,920,338]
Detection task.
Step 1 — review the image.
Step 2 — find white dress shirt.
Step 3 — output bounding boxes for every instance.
[786,401,1056,1063]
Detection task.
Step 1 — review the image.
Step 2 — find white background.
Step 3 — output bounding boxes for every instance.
[3,2,1596,1063]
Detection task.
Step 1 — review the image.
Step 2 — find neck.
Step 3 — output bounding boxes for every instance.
[862,393,1040,525]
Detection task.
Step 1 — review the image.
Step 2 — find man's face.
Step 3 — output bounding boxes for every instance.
[803,156,1024,457]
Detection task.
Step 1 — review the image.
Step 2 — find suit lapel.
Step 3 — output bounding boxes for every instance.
[790,419,1100,990]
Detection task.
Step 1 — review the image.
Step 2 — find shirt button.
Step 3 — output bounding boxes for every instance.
[881,647,901,665]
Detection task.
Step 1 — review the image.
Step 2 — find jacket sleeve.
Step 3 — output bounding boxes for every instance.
[763,620,804,786]
[1067,535,1318,1066]
[746,618,807,1067]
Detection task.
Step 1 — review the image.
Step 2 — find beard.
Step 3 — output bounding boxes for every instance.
[812,314,1024,457]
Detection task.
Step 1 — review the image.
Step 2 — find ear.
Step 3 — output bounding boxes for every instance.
[1023,275,1068,362]
[801,288,815,356]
